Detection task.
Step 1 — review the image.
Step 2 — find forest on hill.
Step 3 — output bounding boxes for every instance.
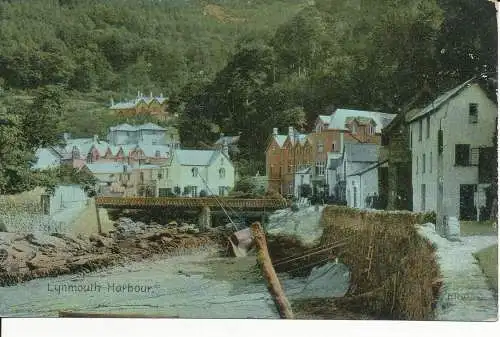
[177,0,497,173]
[0,0,306,97]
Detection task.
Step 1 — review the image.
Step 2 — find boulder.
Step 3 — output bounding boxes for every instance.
[26,253,67,270]
[296,262,350,299]
[89,234,114,248]
[24,233,68,250]
[168,221,178,227]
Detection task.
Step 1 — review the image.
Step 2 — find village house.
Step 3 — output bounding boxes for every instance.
[408,77,497,225]
[156,142,235,197]
[265,108,395,199]
[107,123,180,148]
[338,143,380,208]
[109,92,171,121]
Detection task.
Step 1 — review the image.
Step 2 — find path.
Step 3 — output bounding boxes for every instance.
[418,223,498,321]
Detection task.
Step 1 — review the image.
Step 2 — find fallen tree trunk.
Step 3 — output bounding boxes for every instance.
[250,222,294,319]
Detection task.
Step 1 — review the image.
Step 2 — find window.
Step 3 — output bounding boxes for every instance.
[438,129,443,154]
[418,119,423,141]
[332,142,336,152]
[219,168,226,178]
[426,116,430,139]
[219,186,226,196]
[140,172,144,182]
[155,150,161,158]
[422,154,426,173]
[315,161,325,176]
[429,152,432,173]
[192,167,199,177]
[352,123,357,134]
[288,160,292,173]
[421,184,426,211]
[469,103,478,124]
[157,173,163,180]
[416,156,419,174]
[317,143,324,153]
[455,144,471,166]
[191,186,198,197]
[164,168,168,178]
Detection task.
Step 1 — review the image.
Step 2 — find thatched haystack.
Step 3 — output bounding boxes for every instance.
[317,206,440,320]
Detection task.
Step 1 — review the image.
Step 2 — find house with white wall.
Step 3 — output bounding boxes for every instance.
[32,147,63,170]
[156,143,235,197]
[408,77,497,224]
[339,143,380,208]
[347,160,387,209]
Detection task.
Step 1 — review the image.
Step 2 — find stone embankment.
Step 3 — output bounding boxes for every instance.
[0,218,216,287]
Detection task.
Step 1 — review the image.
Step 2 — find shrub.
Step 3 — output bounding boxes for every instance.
[199,190,208,197]
[291,203,300,212]
[299,184,312,198]
[421,211,437,224]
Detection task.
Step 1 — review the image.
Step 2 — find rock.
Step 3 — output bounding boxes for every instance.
[187,228,200,234]
[161,237,173,244]
[168,221,178,226]
[89,234,114,248]
[136,241,149,250]
[26,253,67,270]
[24,233,68,250]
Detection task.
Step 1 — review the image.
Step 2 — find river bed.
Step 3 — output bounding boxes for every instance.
[0,248,312,319]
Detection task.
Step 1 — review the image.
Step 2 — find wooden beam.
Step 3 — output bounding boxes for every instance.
[94,199,102,234]
[250,222,294,319]
[59,311,179,318]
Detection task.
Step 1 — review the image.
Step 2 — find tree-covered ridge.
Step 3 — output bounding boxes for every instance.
[0,0,306,97]
[178,0,497,173]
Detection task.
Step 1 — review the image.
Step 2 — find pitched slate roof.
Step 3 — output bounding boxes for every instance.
[137,144,170,157]
[273,135,287,147]
[344,143,379,162]
[319,115,330,124]
[110,96,167,110]
[109,123,136,132]
[137,123,166,131]
[109,123,165,132]
[408,77,477,123]
[173,149,220,166]
[328,108,396,133]
[215,135,240,145]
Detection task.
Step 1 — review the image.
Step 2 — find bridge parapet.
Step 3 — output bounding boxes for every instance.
[95,197,290,210]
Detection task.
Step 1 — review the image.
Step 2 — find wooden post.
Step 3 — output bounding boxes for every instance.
[250,222,294,319]
[94,198,102,234]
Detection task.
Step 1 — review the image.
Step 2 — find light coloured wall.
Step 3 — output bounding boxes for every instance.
[156,153,235,196]
[411,83,497,219]
[47,184,89,215]
[294,171,312,197]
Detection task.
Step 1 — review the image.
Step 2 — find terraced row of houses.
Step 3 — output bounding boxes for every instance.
[33,123,235,198]
[266,75,498,226]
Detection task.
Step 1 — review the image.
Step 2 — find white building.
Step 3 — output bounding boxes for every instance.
[294,166,312,198]
[156,143,235,197]
[408,77,497,223]
[107,123,180,147]
[347,161,384,209]
[32,147,62,170]
[326,152,343,198]
[339,143,380,208]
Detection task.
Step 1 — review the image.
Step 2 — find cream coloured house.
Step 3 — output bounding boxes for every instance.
[156,145,235,197]
[408,77,497,224]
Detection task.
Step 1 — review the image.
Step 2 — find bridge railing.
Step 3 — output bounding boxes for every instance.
[95,196,290,209]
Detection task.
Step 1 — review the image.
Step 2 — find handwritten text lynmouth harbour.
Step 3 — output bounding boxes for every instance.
[47,282,158,294]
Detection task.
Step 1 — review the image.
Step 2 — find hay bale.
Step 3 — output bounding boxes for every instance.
[317,206,440,320]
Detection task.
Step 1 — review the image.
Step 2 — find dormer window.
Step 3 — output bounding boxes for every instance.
[219,168,226,178]
[192,167,198,177]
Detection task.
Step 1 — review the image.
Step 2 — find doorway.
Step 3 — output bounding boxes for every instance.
[460,184,476,220]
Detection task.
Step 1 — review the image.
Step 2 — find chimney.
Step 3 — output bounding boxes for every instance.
[150,92,153,98]
[137,91,140,98]
[110,97,114,106]
[272,128,278,136]
[63,132,71,141]
[93,134,99,143]
[220,132,224,139]
[288,126,294,139]
[160,93,163,98]
[222,138,229,158]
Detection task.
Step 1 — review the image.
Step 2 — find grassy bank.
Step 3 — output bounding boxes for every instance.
[473,244,498,293]
[461,221,497,236]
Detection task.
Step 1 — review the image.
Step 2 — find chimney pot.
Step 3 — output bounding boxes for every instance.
[272,128,278,136]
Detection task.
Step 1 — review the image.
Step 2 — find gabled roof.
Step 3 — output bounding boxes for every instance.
[273,135,287,147]
[408,77,479,123]
[328,108,396,133]
[344,143,379,162]
[173,149,220,166]
[110,96,167,109]
[109,123,136,132]
[137,144,170,157]
[215,135,240,145]
[318,115,330,124]
[137,123,166,131]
